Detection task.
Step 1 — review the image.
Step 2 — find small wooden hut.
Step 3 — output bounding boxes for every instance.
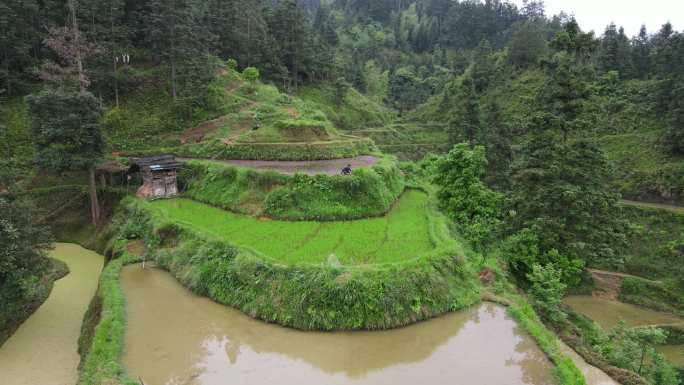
[129,155,183,199]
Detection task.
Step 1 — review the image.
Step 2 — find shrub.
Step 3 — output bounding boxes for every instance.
[180,157,405,221]
[527,263,567,324]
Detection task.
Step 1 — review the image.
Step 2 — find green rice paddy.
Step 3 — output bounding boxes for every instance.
[149,190,434,265]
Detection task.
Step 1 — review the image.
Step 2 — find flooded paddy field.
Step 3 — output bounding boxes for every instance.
[122,265,556,385]
[0,244,104,385]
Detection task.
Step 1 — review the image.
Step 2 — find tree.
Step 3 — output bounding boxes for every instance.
[448,75,481,145]
[0,197,53,319]
[144,0,215,101]
[27,90,105,225]
[333,77,351,106]
[242,66,260,92]
[388,67,426,113]
[597,23,632,76]
[482,101,512,190]
[550,18,598,60]
[537,53,594,141]
[431,144,503,253]
[527,263,567,323]
[507,20,548,68]
[508,131,627,268]
[270,0,319,89]
[631,25,651,79]
[665,79,684,154]
[31,0,104,226]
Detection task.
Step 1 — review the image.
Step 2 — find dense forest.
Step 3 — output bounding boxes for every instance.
[1,1,683,385]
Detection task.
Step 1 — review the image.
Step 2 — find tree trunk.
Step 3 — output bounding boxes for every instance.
[4,48,10,96]
[89,167,100,226]
[170,0,177,102]
[68,0,86,93]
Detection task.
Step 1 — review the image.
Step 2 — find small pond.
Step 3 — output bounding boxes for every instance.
[122,266,557,385]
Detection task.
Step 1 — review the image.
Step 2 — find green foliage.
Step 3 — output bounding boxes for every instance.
[296,82,394,130]
[527,263,567,323]
[242,67,260,91]
[503,229,584,288]
[0,197,55,345]
[114,194,481,330]
[26,90,105,171]
[142,190,432,265]
[594,322,679,384]
[180,158,404,221]
[507,297,587,385]
[508,20,548,68]
[78,252,139,385]
[619,278,684,315]
[388,67,430,113]
[509,132,627,268]
[429,144,503,251]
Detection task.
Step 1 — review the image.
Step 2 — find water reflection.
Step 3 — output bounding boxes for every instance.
[122,266,555,385]
[0,243,104,385]
[564,296,683,329]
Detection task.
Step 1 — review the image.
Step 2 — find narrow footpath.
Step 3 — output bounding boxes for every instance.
[0,243,104,385]
[620,199,684,214]
[177,155,379,175]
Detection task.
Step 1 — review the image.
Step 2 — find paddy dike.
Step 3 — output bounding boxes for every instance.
[121,265,556,385]
[0,244,104,385]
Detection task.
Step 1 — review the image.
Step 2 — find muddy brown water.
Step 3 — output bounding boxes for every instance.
[564,295,684,369]
[178,155,379,175]
[564,296,684,329]
[656,345,684,367]
[121,266,556,385]
[0,243,104,385]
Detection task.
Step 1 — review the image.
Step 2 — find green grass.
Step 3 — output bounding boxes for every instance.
[148,190,432,265]
[599,130,684,204]
[181,157,405,221]
[78,246,140,385]
[114,189,481,330]
[296,84,395,131]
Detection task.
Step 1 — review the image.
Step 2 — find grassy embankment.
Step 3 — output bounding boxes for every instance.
[77,240,140,385]
[600,131,684,205]
[110,67,376,161]
[180,156,404,221]
[149,190,431,265]
[112,185,481,330]
[479,255,587,385]
[296,84,395,131]
[617,205,684,315]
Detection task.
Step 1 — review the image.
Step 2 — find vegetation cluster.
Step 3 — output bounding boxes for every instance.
[180,156,404,221]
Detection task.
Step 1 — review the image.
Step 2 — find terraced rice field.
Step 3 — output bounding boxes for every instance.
[149,190,434,265]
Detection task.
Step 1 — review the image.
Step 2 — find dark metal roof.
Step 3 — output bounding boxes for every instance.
[130,155,183,171]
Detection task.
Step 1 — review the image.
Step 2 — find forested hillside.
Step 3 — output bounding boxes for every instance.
[1,1,683,385]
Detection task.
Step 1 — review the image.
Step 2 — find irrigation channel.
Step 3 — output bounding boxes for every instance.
[565,296,684,367]
[0,243,104,385]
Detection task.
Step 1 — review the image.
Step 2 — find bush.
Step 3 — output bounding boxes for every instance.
[527,263,567,324]
[112,195,481,330]
[180,157,405,221]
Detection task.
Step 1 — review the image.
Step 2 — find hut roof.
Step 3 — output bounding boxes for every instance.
[130,155,183,172]
[96,159,128,173]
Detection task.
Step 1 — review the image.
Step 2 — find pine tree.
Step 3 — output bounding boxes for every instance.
[145,0,214,101]
[631,25,651,79]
